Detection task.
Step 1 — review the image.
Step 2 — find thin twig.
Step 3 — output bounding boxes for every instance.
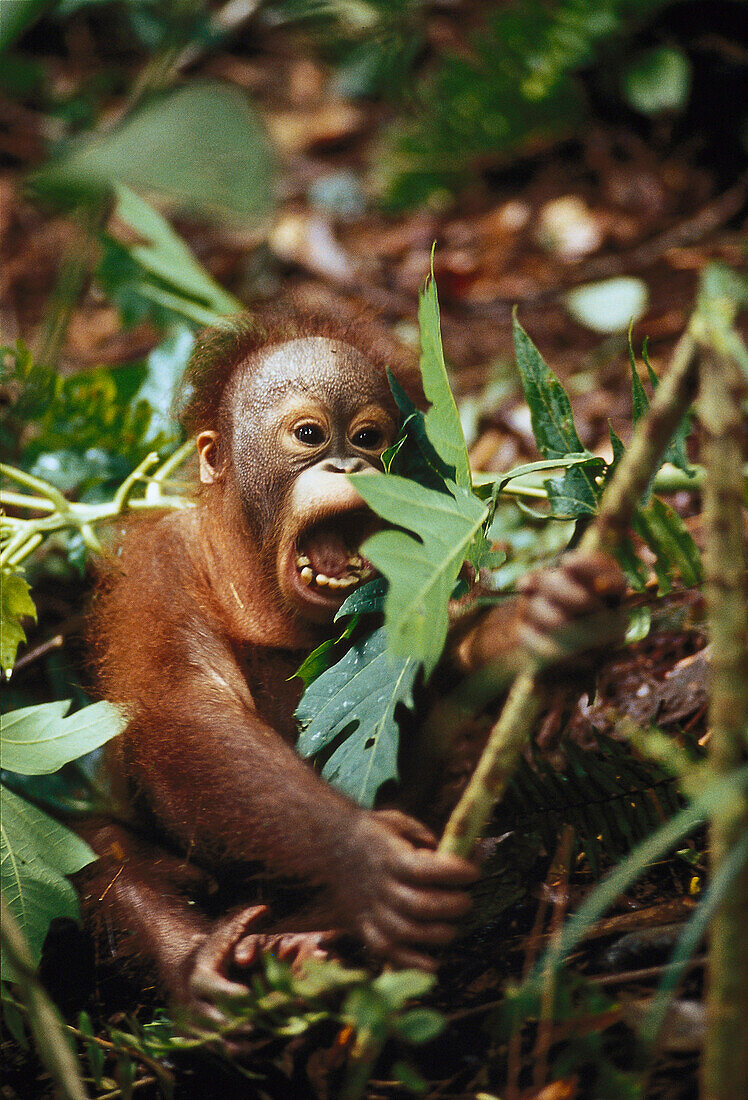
[439,328,699,857]
[699,317,748,1099]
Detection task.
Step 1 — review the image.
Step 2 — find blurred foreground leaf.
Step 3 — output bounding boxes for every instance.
[28,82,276,227]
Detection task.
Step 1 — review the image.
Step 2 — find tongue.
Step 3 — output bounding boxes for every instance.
[303,528,351,578]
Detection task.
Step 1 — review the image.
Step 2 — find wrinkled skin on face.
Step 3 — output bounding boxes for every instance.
[197,338,397,624]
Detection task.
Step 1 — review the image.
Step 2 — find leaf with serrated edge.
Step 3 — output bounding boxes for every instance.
[1,700,125,775]
[1,572,37,675]
[419,272,472,487]
[1,786,95,978]
[513,314,601,513]
[297,628,418,807]
[350,474,487,677]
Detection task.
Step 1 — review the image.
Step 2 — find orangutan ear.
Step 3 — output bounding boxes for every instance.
[197,431,223,484]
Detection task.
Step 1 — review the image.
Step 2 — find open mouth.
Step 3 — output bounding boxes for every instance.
[289,513,376,604]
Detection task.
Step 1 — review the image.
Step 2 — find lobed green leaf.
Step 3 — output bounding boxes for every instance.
[351,474,488,677]
[1,699,125,775]
[297,627,418,808]
[0,571,37,676]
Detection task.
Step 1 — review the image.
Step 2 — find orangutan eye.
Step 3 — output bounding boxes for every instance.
[352,427,383,450]
[294,423,326,446]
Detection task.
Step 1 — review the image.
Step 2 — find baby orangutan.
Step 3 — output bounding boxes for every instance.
[80,311,624,1025]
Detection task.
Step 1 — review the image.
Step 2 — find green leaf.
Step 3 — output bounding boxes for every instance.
[0,699,125,775]
[392,1061,428,1093]
[135,326,194,442]
[418,270,472,487]
[28,82,276,227]
[513,313,601,516]
[642,343,693,477]
[513,313,584,459]
[633,496,703,595]
[490,453,599,495]
[0,0,50,52]
[545,458,606,517]
[394,1007,445,1043]
[629,338,650,427]
[0,786,95,978]
[373,968,436,1007]
[350,474,488,677]
[624,47,691,115]
[0,571,37,676]
[294,616,360,689]
[296,627,418,808]
[113,185,240,317]
[78,1011,106,1088]
[2,995,28,1049]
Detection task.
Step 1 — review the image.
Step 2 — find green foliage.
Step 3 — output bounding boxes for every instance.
[513,313,605,517]
[2,336,187,480]
[352,475,488,677]
[267,0,423,100]
[0,571,37,675]
[0,0,50,52]
[418,267,472,488]
[623,45,691,115]
[28,82,276,228]
[512,316,701,593]
[343,966,440,1037]
[379,0,677,208]
[297,625,418,807]
[0,698,125,775]
[98,185,240,328]
[298,278,702,808]
[492,975,641,1099]
[0,699,124,976]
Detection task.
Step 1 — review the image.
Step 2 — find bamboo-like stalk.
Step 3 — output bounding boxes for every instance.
[699,336,748,1099]
[0,894,89,1100]
[439,329,699,857]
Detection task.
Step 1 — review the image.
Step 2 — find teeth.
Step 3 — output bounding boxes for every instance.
[296,552,368,593]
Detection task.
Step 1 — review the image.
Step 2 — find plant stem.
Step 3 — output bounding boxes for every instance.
[0,450,194,568]
[0,894,89,1100]
[699,334,748,1099]
[439,329,699,858]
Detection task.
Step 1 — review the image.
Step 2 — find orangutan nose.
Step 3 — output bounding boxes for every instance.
[320,456,371,475]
